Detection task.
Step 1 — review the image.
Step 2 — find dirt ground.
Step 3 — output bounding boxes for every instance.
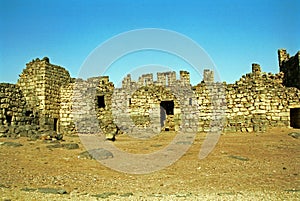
[0,127,299,200]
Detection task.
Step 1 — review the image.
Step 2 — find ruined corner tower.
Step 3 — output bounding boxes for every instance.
[17,57,71,131]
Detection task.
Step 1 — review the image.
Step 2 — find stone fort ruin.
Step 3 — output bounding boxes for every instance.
[0,49,299,139]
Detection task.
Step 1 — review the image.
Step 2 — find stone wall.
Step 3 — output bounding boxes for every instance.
[112,71,199,135]
[59,80,76,134]
[0,83,39,137]
[223,64,299,132]
[111,63,300,134]
[0,49,299,138]
[59,76,117,138]
[278,49,300,89]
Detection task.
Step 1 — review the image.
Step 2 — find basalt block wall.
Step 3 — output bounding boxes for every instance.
[17,57,71,131]
[0,83,39,137]
[278,49,300,89]
[0,49,299,137]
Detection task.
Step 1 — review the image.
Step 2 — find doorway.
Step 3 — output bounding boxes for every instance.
[160,100,174,115]
[54,118,58,132]
[290,108,300,128]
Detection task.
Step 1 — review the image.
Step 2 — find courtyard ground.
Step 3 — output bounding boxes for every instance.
[0,127,299,200]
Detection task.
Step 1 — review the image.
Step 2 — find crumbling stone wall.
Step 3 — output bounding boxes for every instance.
[60,78,98,134]
[59,80,76,134]
[278,49,300,89]
[95,76,116,135]
[1,49,300,138]
[129,85,180,131]
[223,64,299,132]
[60,76,116,138]
[112,71,199,135]
[0,83,39,137]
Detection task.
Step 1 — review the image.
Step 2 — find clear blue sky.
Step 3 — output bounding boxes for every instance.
[0,0,299,85]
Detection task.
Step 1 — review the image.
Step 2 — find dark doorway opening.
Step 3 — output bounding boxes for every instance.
[160,100,174,115]
[97,96,105,108]
[290,108,300,128]
[6,115,12,125]
[54,118,58,132]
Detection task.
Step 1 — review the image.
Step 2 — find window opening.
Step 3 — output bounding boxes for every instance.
[97,96,105,108]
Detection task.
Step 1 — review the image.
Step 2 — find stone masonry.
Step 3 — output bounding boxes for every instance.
[0,49,299,139]
[17,57,71,132]
[278,49,300,89]
[0,83,39,137]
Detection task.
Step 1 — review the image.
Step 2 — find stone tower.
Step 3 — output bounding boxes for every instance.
[17,57,71,131]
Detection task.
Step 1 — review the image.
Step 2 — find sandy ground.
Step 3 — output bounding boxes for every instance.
[0,127,299,200]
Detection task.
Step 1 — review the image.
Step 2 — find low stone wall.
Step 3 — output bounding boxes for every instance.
[0,83,39,137]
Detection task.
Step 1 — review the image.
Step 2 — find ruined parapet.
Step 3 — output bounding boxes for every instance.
[157,72,167,86]
[166,71,176,86]
[278,49,300,89]
[252,63,261,75]
[122,74,131,88]
[99,76,109,85]
[278,49,290,68]
[203,69,214,83]
[138,73,153,87]
[179,71,190,86]
[156,71,177,86]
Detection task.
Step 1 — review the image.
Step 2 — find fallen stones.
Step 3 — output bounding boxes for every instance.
[0,142,23,147]
[78,148,113,160]
[45,143,62,149]
[46,143,79,150]
[228,155,249,161]
[62,143,79,150]
[38,188,67,194]
[288,132,300,139]
[21,187,67,194]
[92,192,117,199]
[40,132,63,141]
